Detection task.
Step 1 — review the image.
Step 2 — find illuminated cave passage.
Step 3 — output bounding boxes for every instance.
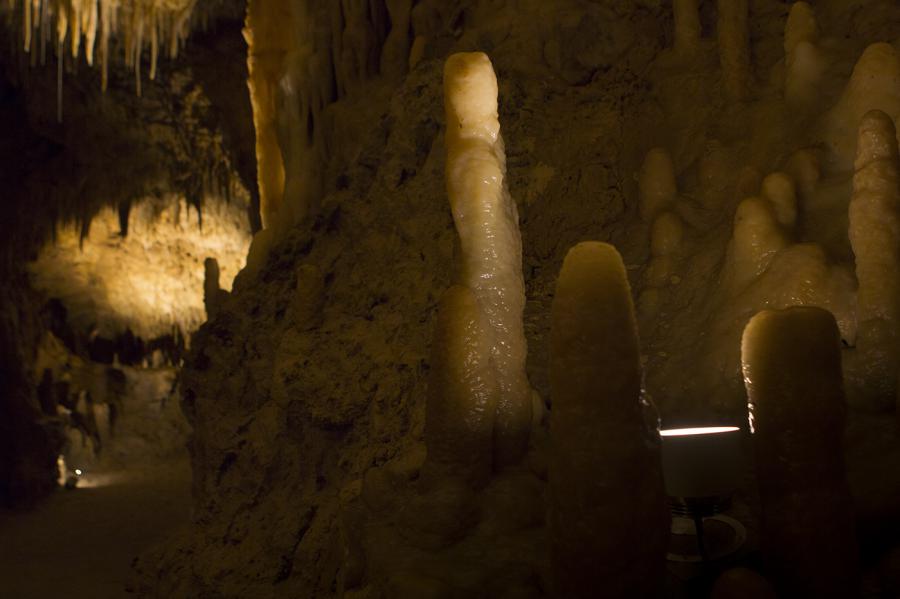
[1,1,900,598]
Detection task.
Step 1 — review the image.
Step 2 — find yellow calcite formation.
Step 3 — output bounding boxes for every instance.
[785,149,820,201]
[638,147,677,222]
[443,52,531,466]
[741,307,858,597]
[760,172,797,229]
[784,2,822,106]
[849,110,900,409]
[827,43,900,167]
[422,285,497,486]
[549,241,667,599]
[244,0,291,231]
[727,196,788,291]
[783,2,817,58]
[645,211,684,288]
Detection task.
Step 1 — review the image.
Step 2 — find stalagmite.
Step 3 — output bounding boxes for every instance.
[849,110,900,409]
[381,0,411,80]
[727,197,788,290]
[673,0,700,56]
[783,2,817,58]
[443,52,531,466]
[338,0,375,95]
[244,228,275,276]
[638,147,677,222]
[785,149,820,201]
[549,241,668,599]
[244,0,290,230]
[646,211,683,287]
[761,172,797,229]
[672,0,701,55]
[717,0,750,101]
[422,285,497,487]
[203,258,228,319]
[742,307,859,597]
[783,2,822,109]
[785,42,825,109]
[828,43,900,166]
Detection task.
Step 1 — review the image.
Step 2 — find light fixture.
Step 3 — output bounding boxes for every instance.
[659,425,745,562]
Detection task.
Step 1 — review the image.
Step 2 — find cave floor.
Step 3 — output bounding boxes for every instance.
[0,459,191,598]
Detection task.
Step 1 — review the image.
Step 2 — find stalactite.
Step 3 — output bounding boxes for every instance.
[7,0,201,95]
[443,52,532,467]
[742,307,859,597]
[549,241,667,599]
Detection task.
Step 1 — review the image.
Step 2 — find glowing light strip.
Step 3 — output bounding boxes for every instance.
[659,426,740,437]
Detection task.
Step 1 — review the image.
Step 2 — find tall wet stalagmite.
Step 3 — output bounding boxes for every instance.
[742,307,859,597]
[443,52,532,467]
[849,110,900,411]
[549,242,667,598]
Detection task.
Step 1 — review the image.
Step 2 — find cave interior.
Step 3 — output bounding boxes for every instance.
[1,0,900,597]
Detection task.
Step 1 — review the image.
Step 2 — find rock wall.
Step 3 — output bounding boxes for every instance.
[142,0,900,596]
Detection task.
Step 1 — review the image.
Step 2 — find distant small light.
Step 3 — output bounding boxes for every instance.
[74,469,83,476]
[659,426,740,437]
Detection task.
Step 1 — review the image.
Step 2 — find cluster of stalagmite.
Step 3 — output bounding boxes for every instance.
[549,242,668,598]
[849,110,900,410]
[426,51,532,471]
[742,307,859,597]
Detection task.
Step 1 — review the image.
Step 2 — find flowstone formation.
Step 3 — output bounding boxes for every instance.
[157,1,900,597]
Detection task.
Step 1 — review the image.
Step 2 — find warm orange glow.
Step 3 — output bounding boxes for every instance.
[659,426,740,437]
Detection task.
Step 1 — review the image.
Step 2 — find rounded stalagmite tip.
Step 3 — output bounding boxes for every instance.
[443,52,500,142]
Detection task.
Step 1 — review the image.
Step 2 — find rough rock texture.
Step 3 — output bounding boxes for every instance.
[143,1,900,597]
